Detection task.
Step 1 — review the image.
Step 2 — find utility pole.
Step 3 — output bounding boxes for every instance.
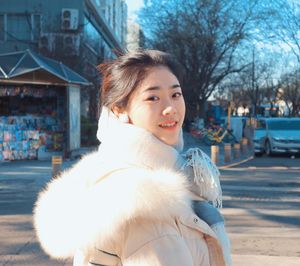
[252,47,256,116]
[227,92,232,129]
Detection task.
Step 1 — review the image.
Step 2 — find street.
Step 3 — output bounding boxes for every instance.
[221,155,300,265]
[0,155,300,265]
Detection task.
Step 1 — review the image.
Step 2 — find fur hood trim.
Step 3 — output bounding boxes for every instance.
[34,152,191,259]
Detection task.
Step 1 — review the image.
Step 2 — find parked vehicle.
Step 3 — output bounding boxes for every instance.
[254,118,267,155]
[264,118,300,156]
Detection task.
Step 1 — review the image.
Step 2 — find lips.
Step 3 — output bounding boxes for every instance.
[159,121,178,128]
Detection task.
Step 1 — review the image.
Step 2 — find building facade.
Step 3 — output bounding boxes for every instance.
[127,18,145,51]
[98,0,127,47]
[0,0,128,118]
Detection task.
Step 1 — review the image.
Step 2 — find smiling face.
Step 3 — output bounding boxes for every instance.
[120,66,186,146]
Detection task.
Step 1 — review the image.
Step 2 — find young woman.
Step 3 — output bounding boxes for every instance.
[34,49,230,266]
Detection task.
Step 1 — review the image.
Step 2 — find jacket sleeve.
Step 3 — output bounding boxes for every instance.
[122,235,193,266]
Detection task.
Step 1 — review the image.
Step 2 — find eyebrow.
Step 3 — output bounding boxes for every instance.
[143,84,181,92]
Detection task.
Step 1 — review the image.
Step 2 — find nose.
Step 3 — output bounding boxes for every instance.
[162,104,177,116]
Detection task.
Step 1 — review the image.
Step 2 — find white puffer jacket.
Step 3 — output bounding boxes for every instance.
[34,151,226,266]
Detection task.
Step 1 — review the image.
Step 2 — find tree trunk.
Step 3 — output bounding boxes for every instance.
[197,100,207,119]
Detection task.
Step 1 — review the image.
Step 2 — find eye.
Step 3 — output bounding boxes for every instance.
[172,92,182,98]
[146,96,159,101]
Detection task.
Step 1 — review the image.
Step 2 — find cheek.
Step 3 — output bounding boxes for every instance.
[182,100,186,116]
[131,113,147,127]
[178,99,186,118]
[128,106,157,128]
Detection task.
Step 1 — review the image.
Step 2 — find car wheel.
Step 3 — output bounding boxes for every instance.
[265,140,272,156]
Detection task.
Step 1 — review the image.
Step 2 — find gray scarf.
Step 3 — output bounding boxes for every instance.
[96,107,222,207]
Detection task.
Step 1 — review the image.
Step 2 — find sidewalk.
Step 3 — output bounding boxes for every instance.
[183,132,254,169]
[0,134,254,266]
[0,160,74,266]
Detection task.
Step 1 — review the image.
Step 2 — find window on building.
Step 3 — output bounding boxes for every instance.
[94,0,101,7]
[32,14,41,41]
[108,6,112,27]
[112,2,116,30]
[7,14,31,41]
[6,13,41,42]
[84,17,101,53]
[0,14,5,41]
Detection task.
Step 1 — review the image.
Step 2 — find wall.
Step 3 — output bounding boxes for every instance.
[67,85,81,150]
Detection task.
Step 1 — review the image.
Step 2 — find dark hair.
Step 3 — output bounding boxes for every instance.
[98,49,183,110]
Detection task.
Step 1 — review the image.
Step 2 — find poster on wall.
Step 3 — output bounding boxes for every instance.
[68,86,80,150]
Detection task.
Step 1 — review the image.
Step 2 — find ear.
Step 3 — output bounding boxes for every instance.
[112,106,129,123]
[111,106,123,117]
[118,113,129,123]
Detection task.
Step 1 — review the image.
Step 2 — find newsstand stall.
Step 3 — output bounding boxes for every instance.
[0,85,66,160]
[0,50,90,161]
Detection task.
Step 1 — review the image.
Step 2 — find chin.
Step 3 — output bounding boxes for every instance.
[153,130,181,147]
[160,136,179,146]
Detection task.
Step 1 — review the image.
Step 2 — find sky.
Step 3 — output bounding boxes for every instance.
[125,0,144,21]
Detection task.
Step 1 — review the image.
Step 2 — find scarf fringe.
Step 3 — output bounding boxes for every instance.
[181,148,222,208]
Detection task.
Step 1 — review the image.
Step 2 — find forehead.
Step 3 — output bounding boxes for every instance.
[140,66,179,87]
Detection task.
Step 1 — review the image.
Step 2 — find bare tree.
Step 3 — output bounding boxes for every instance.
[278,71,300,116]
[224,48,280,116]
[265,0,300,63]
[213,82,250,116]
[232,89,251,115]
[261,79,280,116]
[139,0,263,119]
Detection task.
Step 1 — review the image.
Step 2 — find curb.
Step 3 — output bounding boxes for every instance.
[218,155,254,170]
[233,166,300,170]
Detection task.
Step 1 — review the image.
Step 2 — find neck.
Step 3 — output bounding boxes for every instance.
[97,107,183,169]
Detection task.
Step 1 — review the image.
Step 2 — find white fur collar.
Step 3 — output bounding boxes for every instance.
[96,107,183,169]
[96,107,222,207]
[97,106,184,151]
[34,152,191,259]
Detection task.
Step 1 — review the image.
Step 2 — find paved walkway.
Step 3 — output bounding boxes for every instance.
[0,160,73,265]
[220,161,300,266]
[0,133,254,265]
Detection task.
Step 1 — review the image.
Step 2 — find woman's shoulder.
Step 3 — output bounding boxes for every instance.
[34,154,192,260]
[101,166,191,220]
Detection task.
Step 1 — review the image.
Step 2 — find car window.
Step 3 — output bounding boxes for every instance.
[267,120,300,130]
[256,120,266,130]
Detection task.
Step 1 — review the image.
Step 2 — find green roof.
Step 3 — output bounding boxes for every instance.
[0,49,90,86]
